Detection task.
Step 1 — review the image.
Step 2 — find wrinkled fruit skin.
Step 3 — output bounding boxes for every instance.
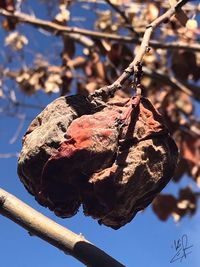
[18,94,178,229]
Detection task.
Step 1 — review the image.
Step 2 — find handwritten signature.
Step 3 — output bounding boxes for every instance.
[170,234,193,263]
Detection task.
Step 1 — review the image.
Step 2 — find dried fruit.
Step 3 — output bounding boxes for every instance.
[18,94,178,229]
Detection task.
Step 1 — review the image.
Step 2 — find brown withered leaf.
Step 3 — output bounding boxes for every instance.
[44,73,62,94]
[180,132,200,166]
[91,52,106,81]
[153,187,198,222]
[5,32,28,51]
[171,50,199,81]
[173,157,189,182]
[54,4,70,24]
[2,18,17,31]
[0,0,16,31]
[0,0,15,11]
[95,10,115,32]
[176,187,197,216]
[159,94,181,133]
[152,194,177,221]
[107,43,123,67]
[175,92,193,115]
[105,43,132,82]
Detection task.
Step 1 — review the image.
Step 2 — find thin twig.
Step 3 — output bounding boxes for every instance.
[0,188,125,267]
[90,0,191,101]
[0,8,200,52]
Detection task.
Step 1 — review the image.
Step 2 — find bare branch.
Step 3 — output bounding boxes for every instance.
[90,0,192,101]
[0,188,125,267]
[0,8,200,52]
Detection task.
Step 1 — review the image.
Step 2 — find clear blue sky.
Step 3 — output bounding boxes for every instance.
[0,1,200,266]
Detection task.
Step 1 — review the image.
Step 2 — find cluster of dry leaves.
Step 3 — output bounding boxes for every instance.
[0,0,200,223]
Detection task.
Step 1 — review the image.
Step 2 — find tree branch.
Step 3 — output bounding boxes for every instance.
[90,0,192,101]
[0,188,125,267]
[0,8,200,52]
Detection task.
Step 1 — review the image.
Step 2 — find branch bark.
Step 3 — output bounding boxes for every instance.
[0,7,200,51]
[0,188,125,267]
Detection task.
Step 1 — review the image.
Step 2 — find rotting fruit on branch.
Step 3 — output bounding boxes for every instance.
[18,89,178,229]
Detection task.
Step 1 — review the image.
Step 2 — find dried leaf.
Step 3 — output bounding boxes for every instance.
[178,187,197,215]
[55,4,70,23]
[95,10,114,32]
[107,43,122,66]
[173,158,189,182]
[16,71,30,83]
[44,74,62,94]
[181,133,200,165]
[5,32,28,50]
[16,69,45,94]
[91,52,105,80]
[2,18,17,31]
[175,92,193,115]
[171,50,198,81]
[0,0,15,11]
[29,71,44,90]
[152,194,177,221]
